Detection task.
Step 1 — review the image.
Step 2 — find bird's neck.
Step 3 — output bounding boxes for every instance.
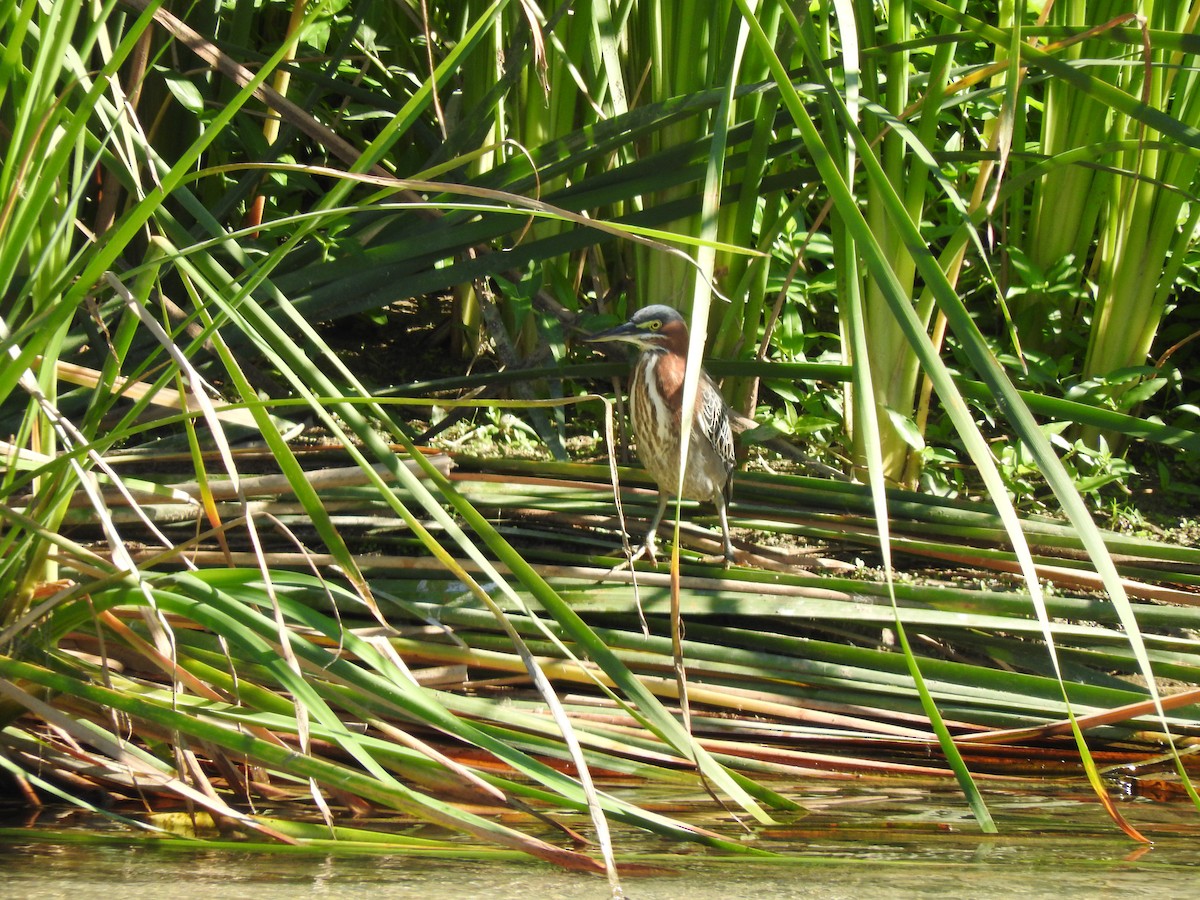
[640,348,686,412]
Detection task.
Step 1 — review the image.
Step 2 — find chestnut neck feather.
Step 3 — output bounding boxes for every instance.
[642,319,690,423]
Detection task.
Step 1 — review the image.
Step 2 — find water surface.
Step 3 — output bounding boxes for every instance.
[3,779,1196,899]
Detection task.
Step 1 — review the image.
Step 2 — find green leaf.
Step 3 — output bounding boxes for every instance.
[158,68,205,115]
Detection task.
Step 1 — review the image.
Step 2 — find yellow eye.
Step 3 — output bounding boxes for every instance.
[647,319,661,331]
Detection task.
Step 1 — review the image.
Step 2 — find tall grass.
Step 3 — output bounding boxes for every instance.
[2,0,1200,875]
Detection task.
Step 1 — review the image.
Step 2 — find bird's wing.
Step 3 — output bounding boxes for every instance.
[700,373,735,476]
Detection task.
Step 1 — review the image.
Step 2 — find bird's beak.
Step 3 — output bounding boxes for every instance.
[583,321,642,344]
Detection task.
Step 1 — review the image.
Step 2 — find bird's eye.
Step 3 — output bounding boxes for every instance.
[647,320,661,331]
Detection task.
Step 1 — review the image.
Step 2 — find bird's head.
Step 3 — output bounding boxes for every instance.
[584,304,688,352]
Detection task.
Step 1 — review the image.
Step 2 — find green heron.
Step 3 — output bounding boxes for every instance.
[586,305,736,564]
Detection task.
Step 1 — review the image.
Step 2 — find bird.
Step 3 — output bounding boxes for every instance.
[585,304,737,564]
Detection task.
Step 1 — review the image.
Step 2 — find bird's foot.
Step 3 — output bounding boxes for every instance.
[641,532,659,567]
[599,538,656,576]
[698,549,738,569]
[723,542,738,568]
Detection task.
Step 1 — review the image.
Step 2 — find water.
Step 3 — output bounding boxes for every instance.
[3,779,1197,899]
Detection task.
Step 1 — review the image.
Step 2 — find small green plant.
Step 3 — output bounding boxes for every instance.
[994,423,1135,512]
[1006,248,1094,357]
[1067,367,1170,415]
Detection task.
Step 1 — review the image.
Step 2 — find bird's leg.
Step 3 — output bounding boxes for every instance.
[715,491,736,567]
[604,492,667,572]
[640,491,669,565]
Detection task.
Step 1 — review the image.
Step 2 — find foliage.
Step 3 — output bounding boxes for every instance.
[2,0,1200,884]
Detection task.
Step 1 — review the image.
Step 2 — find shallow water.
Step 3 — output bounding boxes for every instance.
[3,779,1197,899]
